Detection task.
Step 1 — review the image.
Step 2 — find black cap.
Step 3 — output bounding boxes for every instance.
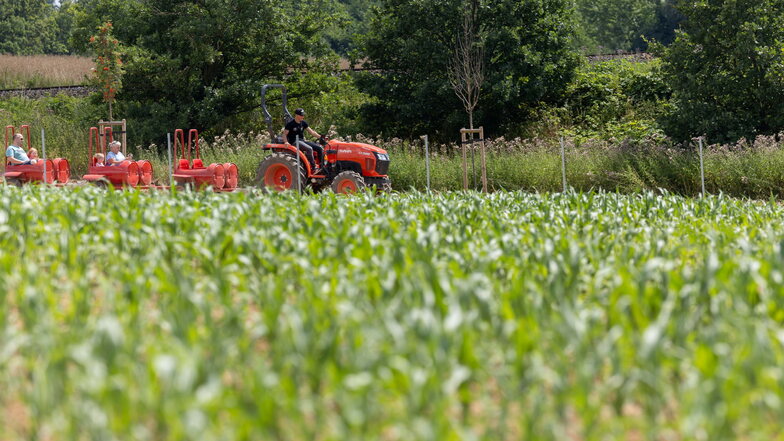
[294,108,305,116]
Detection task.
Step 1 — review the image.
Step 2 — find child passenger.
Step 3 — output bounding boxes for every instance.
[93,153,105,166]
[27,148,39,164]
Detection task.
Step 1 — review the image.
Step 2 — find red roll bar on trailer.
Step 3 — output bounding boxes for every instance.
[171,128,237,191]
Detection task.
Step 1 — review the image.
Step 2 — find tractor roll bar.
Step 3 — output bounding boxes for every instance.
[261,84,293,140]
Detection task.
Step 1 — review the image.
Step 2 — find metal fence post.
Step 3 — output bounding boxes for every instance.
[167,133,173,189]
[424,135,431,193]
[699,137,706,197]
[295,135,302,192]
[41,129,47,185]
[560,136,567,193]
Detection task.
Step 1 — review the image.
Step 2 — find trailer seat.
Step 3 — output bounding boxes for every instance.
[178,159,190,170]
[192,159,205,169]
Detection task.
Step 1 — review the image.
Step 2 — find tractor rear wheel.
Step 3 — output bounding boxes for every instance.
[257,153,306,192]
[331,171,365,194]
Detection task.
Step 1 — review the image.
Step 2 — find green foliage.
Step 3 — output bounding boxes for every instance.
[323,0,379,56]
[4,189,784,439]
[656,0,784,143]
[356,0,580,140]
[0,0,67,54]
[69,0,342,144]
[573,0,684,53]
[574,0,657,52]
[559,59,670,142]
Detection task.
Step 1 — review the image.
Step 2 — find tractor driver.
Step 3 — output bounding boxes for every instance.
[283,108,324,172]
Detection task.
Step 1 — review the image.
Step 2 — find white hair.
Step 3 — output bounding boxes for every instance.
[109,141,121,149]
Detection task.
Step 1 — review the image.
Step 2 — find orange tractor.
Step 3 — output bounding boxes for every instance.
[256,84,391,193]
[4,125,70,186]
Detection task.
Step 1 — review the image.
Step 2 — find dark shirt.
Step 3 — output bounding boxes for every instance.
[285,119,309,144]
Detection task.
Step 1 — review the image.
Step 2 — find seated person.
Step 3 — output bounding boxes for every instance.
[27,148,39,164]
[93,153,105,167]
[6,133,31,165]
[106,141,132,165]
[282,108,324,171]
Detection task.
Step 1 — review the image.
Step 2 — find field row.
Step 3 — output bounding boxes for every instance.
[1,188,784,440]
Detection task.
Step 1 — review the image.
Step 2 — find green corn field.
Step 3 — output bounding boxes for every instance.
[1,187,784,440]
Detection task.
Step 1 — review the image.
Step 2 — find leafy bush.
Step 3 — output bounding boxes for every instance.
[558,59,670,142]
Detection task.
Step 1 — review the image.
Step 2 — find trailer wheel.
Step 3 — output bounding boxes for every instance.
[331,171,365,194]
[92,179,110,189]
[256,153,306,192]
[5,178,22,187]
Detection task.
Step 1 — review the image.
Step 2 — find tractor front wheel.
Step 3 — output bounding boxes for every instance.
[331,171,365,194]
[257,153,306,192]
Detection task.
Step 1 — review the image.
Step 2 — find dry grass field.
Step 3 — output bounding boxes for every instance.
[0,54,92,89]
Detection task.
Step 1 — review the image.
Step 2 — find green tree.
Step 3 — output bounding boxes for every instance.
[324,0,378,57]
[52,0,79,54]
[643,0,684,47]
[656,0,784,142]
[0,0,65,54]
[571,0,683,53]
[357,0,579,139]
[574,0,657,52]
[71,0,340,142]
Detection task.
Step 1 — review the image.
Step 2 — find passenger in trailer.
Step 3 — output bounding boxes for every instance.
[106,141,132,165]
[27,148,39,164]
[6,134,31,165]
[94,153,105,166]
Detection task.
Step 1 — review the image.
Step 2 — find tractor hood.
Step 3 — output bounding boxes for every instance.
[329,141,388,155]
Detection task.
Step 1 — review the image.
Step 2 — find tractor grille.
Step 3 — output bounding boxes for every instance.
[375,157,390,175]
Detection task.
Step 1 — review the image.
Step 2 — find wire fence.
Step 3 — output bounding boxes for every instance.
[383,132,784,199]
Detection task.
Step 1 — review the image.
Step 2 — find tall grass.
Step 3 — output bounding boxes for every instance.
[1,188,784,439]
[5,95,784,197]
[384,134,784,198]
[0,55,92,89]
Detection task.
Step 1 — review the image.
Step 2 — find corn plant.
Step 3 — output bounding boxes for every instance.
[1,188,784,440]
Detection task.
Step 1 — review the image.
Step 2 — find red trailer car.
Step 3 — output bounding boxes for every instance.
[172,129,238,191]
[3,125,71,186]
[82,127,154,189]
